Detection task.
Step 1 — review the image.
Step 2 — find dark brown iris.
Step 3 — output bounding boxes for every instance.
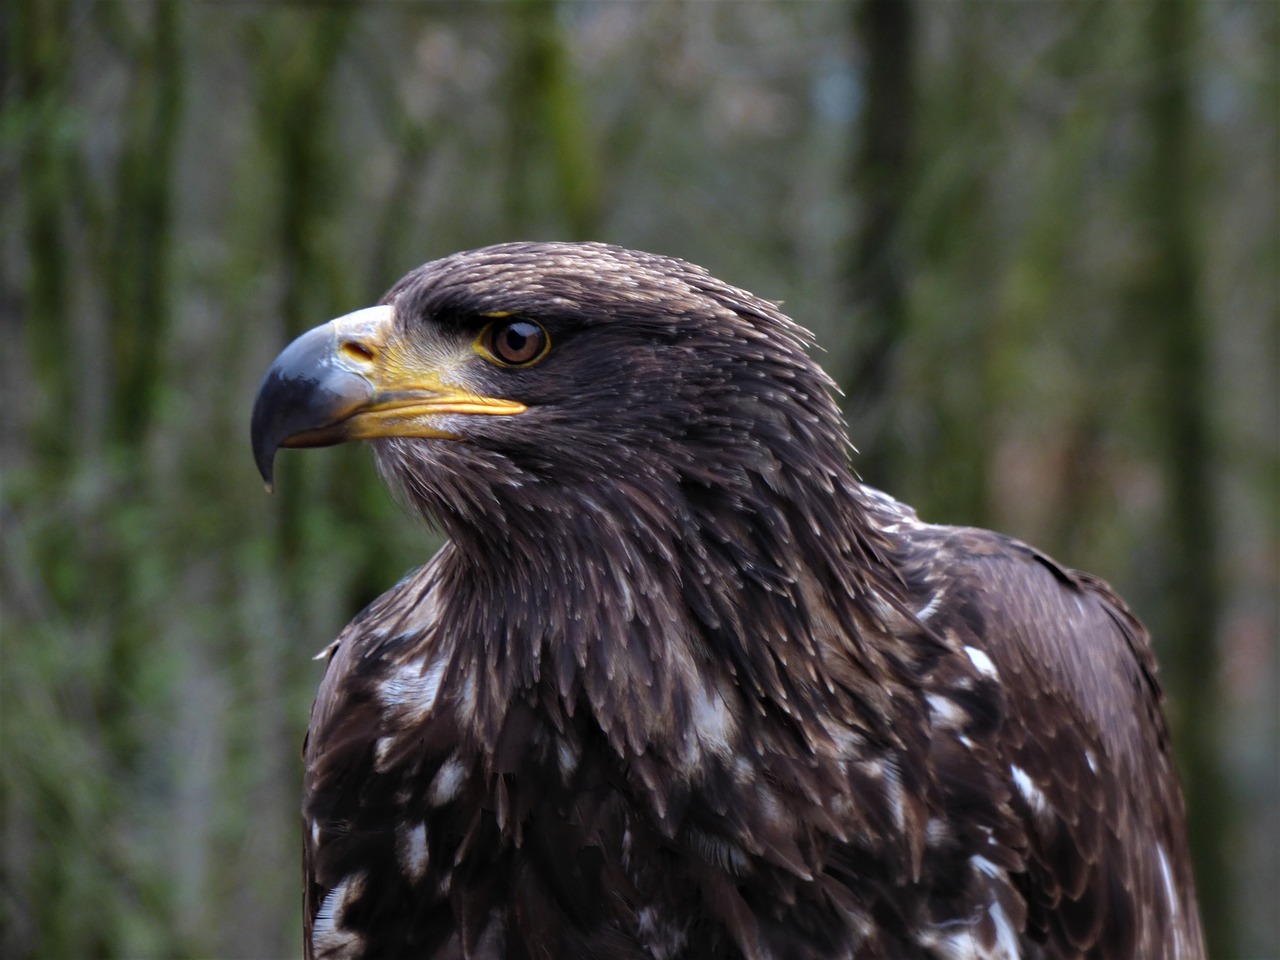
[485,320,549,366]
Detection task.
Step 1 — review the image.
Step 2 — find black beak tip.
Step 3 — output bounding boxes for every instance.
[249,320,377,493]
[250,374,285,491]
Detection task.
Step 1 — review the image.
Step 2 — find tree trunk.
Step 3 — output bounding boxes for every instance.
[1139,0,1231,952]
[504,0,600,239]
[844,0,916,489]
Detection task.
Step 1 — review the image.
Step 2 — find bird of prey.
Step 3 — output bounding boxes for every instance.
[251,242,1204,960]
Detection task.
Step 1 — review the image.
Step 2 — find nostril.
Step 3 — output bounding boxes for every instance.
[341,340,377,363]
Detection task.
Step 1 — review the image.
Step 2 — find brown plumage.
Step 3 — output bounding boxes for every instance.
[250,242,1205,959]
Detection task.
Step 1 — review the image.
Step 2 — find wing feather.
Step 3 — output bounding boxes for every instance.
[910,524,1204,959]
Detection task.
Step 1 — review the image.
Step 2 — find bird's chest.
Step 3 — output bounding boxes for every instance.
[306,669,758,958]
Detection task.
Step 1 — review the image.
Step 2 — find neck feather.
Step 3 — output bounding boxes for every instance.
[423,457,933,769]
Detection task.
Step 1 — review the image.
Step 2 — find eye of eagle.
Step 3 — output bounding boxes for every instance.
[478,318,551,367]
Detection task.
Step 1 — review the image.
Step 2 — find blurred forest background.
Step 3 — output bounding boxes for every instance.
[3,1,1276,957]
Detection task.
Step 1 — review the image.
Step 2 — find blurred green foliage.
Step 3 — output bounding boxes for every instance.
[2,1,1275,957]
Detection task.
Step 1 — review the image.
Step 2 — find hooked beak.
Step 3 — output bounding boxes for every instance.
[250,305,526,490]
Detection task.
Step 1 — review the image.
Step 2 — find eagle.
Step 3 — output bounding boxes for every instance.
[250,242,1204,960]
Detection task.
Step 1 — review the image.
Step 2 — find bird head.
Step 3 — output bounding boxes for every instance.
[252,243,855,555]
[252,242,924,753]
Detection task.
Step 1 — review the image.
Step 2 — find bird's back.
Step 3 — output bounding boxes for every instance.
[878,493,1205,959]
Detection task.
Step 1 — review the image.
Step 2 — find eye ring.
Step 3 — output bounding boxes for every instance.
[477,320,550,367]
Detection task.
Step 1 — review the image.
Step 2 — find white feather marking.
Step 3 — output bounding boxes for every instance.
[927,693,965,728]
[882,755,906,830]
[314,878,346,928]
[399,822,429,883]
[969,854,1000,878]
[429,755,466,806]
[378,654,446,721]
[373,735,395,771]
[963,645,999,679]
[691,682,735,755]
[556,738,579,777]
[636,906,688,960]
[1157,843,1181,924]
[934,932,978,959]
[1085,748,1098,774]
[1010,764,1050,817]
[915,590,945,622]
[458,670,477,720]
[932,898,1018,960]
[989,901,1019,958]
[312,873,366,952]
[926,818,950,844]
[310,819,321,847]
